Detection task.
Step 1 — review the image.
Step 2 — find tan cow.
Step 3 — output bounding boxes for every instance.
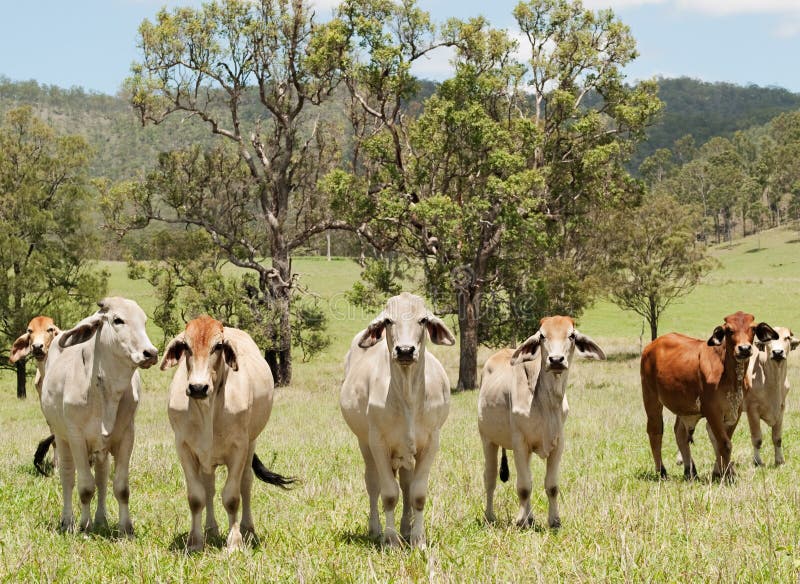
[745,326,799,466]
[641,312,778,480]
[41,298,158,534]
[478,316,605,528]
[9,316,62,475]
[161,316,294,553]
[340,292,455,547]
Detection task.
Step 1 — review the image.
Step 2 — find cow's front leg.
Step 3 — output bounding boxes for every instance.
[56,437,75,532]
[93,452,110,531]
[745,405,764,467]
[222,450,247,552]
[113,425,135,537]
[674,417,697,479]
[772,405,786,466]
[407,432,440,548]
[176,444,205,552]
[544,434,564,529]
[202,470,219,540]
[512,434,534,527]
[368,428,401,547]
[358,441,382,540]
[69,434,94,532]
[481,438,500,523]
[706,417,736,481]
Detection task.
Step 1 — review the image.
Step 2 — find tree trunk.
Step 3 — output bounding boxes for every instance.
[16,360,27,399]
[456,290,479,391]
[648,297,658,341]
[269,246,293,387]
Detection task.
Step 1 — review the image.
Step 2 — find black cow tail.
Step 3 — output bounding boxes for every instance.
[34,434,56,477]
[499,448,510,483]
[252,452,297,489]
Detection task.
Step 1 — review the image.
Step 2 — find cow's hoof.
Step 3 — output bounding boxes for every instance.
[77,517,92,533]
[409,533,426,549]
[775,457,785,467]
[58,518,74,533]
[226,528,244,552]
[204,524,220,540]
[753,457,765,467]
[549,518,562,530]
[368,526,382,541]
[93,516,109,532]
[659,465,668,480]
[119,521,134,538]
[484,510,497,524]
[383,530,401,547]
[186,532,204,553]
[515,513,534,528]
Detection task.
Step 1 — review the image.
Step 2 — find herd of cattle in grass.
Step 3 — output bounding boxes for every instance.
[7,292,797,551]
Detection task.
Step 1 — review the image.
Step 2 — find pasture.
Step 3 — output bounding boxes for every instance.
[2,227,800,582]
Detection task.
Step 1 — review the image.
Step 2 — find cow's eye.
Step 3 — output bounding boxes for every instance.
[212,343,223,352]
[113,317,125,326]
[383,318,393,326]
[47,327,54,333]
[419,317,429,325]
[568,332,576,341]
[27,329,32,334]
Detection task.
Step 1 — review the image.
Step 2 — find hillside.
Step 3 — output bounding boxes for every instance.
[633,77,800,169]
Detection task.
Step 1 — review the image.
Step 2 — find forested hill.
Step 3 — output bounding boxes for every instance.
[633,77,800,169]
[1,75,799,179]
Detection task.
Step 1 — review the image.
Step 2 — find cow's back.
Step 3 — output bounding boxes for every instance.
[478,349,515,450]
[641,333,720,415]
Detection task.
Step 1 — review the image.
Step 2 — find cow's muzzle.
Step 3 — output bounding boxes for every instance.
[771,349,786,361]
[31,345,46,359]
[137,349,159,369]
[547,355,567,372]
[735,344,753,360]
[394,345,417,365]
[187,383,210,399]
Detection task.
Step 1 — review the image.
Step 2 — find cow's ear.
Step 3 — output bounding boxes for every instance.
[707,326,725,346]
[511,332,542,366]
[358,313,387,348]
[160,334,187,370]
[789,331,800,351]
[59,313,103,348]
[575,331,606,360]
[222,340,238,371]
[755,341,767,352]
[9,333,31,363]
[425,314,455,346]
[755,322,779,343]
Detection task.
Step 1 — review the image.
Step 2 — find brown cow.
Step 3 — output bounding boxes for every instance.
[10,316,62,475]
[641,312,778,480]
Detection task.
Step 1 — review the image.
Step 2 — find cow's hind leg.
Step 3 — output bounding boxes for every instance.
[398,466,413,541]
[221,452,247,552]
[112,423,135,536]
[674,417,697,479]
[93,452,110,531]
[481,437,499,523]
[772,405,785,466]
[358,440,382,540]
[56,436,75,532]
[544,434,564,529]
[643,387,667,478]
[706,416,736,481]
[239,444,256,544]
[745,405,765,467]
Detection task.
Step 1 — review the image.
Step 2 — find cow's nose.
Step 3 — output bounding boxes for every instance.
[549,355,565,365]
[772,349,785,360]
[395,345,415,359]
[736,344,752,357]
[187,383,209,398]
[32,343,44,352]
[143,349,157,361]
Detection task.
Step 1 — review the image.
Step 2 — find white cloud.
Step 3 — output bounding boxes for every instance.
[409,45,455,80]
[582,0,667,9]
[674,0,800,15]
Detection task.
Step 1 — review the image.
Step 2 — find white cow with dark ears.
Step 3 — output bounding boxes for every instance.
[41,297,158,535]
[478,316,605,529]
[340,292,455,547]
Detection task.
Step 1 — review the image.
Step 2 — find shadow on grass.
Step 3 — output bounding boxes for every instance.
[605,351,641,363]
[479,515,551,535]
[786,238,800,244]
[168,530,230,554]
[745,247,766,254]
[336,529,382,549]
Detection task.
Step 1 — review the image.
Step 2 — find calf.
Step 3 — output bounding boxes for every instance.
[41,298,158,534]
[641,312,778,480]
[745,326,798,466]
[9,316,61,475]
[478,316,605,528]
[340,292,455,547]
[161,316,294,553]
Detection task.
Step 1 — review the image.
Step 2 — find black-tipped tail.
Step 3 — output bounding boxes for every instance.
[252,452,296,489]
[499,448,510,482]
[34,434,56,477]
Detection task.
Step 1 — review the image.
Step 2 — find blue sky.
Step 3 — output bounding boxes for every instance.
[1,0,799,95]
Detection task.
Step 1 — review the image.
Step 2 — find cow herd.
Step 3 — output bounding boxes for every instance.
[7,293,797,551]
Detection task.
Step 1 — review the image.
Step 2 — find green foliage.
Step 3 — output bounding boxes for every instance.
[345,257,407,311]
[0,107,108,366]
[603,194,716,339]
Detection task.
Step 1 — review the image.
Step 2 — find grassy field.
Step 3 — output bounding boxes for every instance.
[2,227,800,581]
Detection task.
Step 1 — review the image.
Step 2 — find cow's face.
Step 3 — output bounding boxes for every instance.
[357,292,455,365]
[59,297,158,369]
[756,326,799,362]
[160,316,237,400]
[9,316,60,364]
[707,311,778,361]
[510,316,606,371]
